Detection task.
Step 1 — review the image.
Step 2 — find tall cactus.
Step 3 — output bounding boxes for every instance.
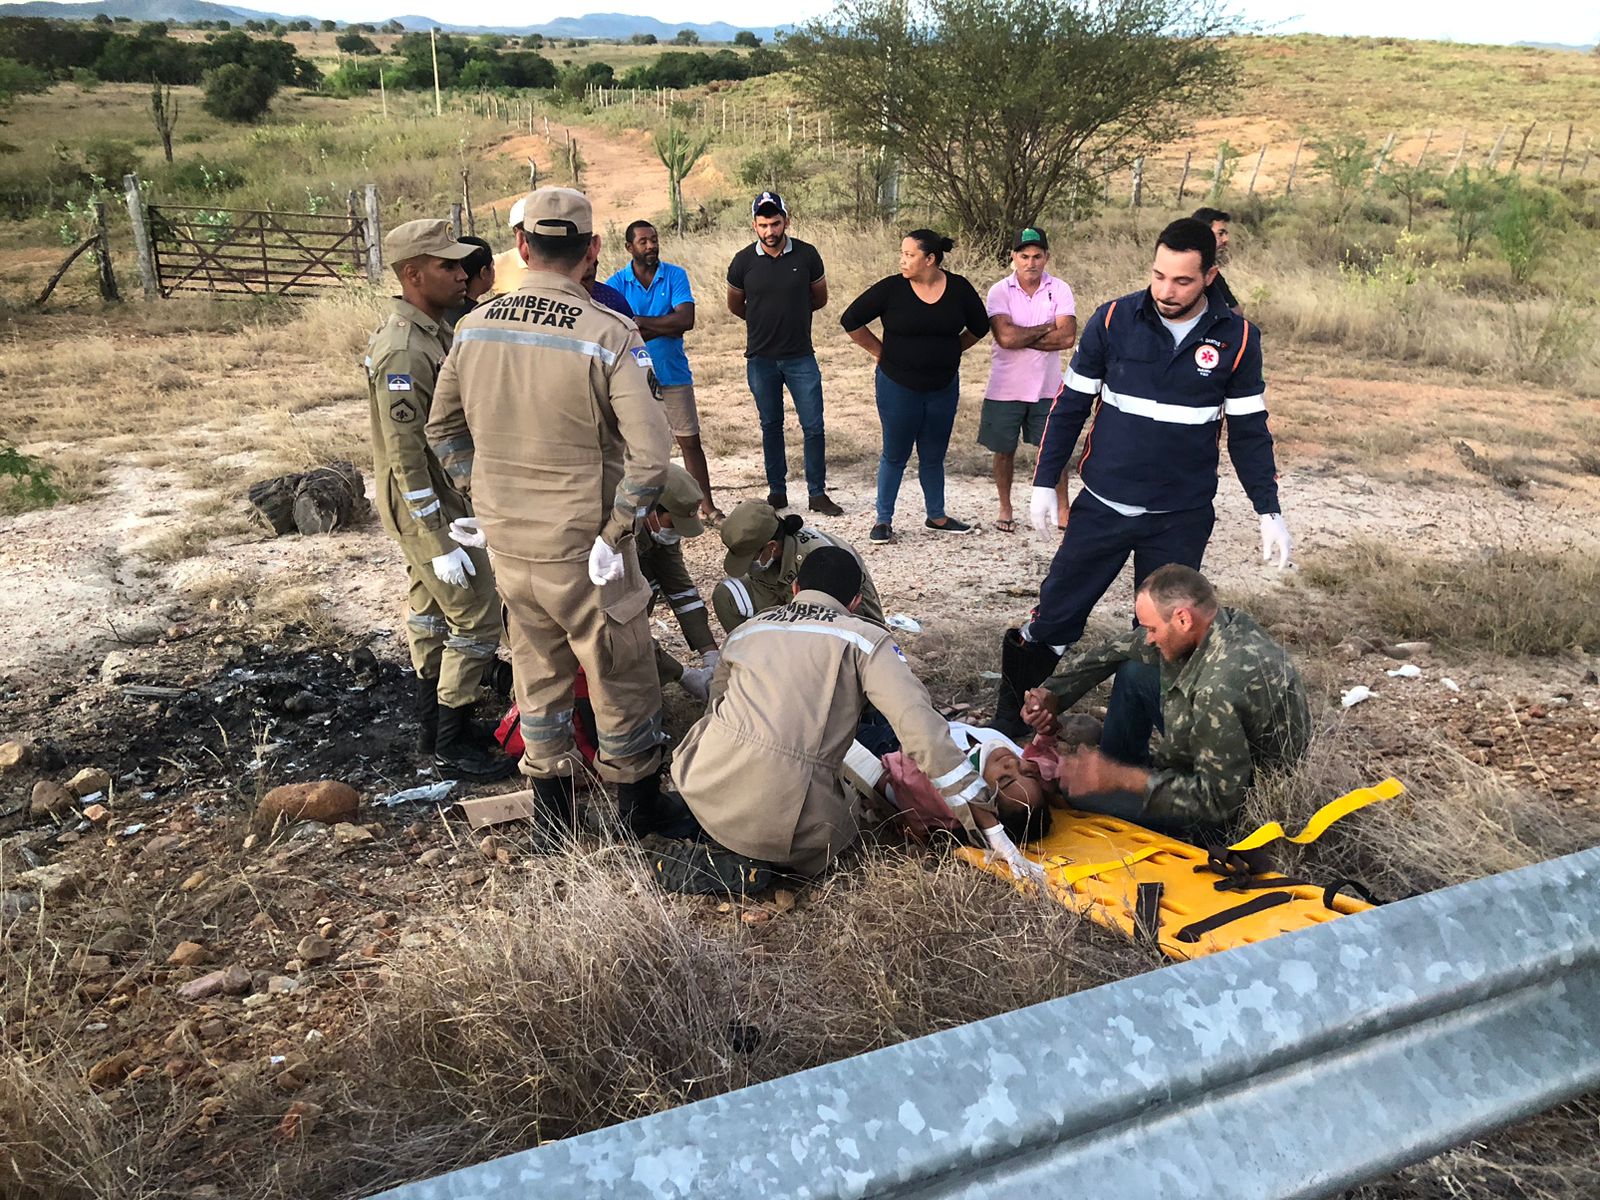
[653,124,710,236]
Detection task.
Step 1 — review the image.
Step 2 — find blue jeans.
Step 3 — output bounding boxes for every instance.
[874,369,958,526]
[1100,660,1163,766]
[747,355,827,497]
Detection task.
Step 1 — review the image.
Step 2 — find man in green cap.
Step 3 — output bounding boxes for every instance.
[711,499,883,635]
[365,218,515,782]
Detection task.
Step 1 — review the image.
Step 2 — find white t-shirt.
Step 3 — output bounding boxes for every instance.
[1158,297,1208,347]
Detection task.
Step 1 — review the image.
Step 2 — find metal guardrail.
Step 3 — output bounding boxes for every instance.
[373,844,1600,1200]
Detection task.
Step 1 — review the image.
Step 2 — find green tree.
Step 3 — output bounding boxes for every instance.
[734,30,761,46]
[1493,178,1560,287]
[0,57,49,109]
[786,0,1237,252]
[1308,132,1372,226]
[629,32,657,45]
[319,19,336,32]
[655,123,710,234]
[202,63,278,122]
[1441,166,1497,259]
[336,30,379,55]
[1378,161,1437,231]
[674,29,700,45]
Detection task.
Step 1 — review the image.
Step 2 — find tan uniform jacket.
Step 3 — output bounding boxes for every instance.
[718,525,885,631]
[671,590,986,868]
[428,270,672,564]
[365,299,465,561]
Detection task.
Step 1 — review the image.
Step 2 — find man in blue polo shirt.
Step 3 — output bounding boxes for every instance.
[990,218,1294,737]
[607,220,720,522]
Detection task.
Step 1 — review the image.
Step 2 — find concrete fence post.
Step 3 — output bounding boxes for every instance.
[122,173,158,299]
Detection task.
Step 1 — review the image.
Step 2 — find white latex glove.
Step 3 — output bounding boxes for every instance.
[588,536,625,586]
[1259,513,1292,569]
[431,547,476,589]
[983,823,1046,884]
[1028,486,1059,536]
[680,665,714,702]
[448,516,486,549]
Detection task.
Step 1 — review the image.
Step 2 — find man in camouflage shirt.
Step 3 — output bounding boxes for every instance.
[1022,563,1309,835]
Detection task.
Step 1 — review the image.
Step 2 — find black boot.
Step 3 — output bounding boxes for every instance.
[990,627,1063,740]
[616,773,701,839]
[434,704,517,781]
[526,774,576,851]
[413,674,439,756]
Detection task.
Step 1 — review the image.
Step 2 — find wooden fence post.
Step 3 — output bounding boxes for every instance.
[1370,130,1396,183]
[1484,125,1508,169]
[1284,137,1304,195]
[1557,124,1574,180]
[1176,150,1192,203]
[1537,130,1553,177]
[1509,121,1536,170]
[363,183,383,285]
[1210,144,1227,197]
[1448,128,1468,174]
[347,191,363,274]
[122,174,158,299]
[1247,144,1266,195]
[92,199,118,302]
[1414,127,1434,169]
[1130,156,1144,208]
[461,168,474,235]
[449,203,462,239]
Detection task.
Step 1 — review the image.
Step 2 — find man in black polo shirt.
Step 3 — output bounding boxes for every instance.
[726,191,843,516]
[1191,207,1241,315]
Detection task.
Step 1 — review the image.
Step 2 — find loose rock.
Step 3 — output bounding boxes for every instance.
[90,928,136,955]
[82,804,109,824]
[332,822,373,845]
[176,964,252,1001]
[255,781,359,830]
[29,781,74,818]
[295,934,333,964]
[167,941,208,967]
[87,1050,137,1090]
[0,739,32,773]
[67,767,112,798]
[416,848,444,868]
[15,862,84,898]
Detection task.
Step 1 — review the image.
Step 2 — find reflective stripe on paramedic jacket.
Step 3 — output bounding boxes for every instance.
[1033,285,1279,516]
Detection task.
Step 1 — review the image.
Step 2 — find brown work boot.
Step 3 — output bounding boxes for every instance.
[808,492,844,517]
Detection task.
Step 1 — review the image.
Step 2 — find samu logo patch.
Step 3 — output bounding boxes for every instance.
[1194,345,1220,371]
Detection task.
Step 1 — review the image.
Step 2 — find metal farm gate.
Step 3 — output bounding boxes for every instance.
[143,204,368,298]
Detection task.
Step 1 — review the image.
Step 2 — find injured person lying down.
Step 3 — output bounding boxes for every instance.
[653,547,1046,894]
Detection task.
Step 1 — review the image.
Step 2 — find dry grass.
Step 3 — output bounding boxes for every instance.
[1301,539,1600,656]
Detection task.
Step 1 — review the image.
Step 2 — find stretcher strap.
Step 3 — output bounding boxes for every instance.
[1134,882,1164,947]
[1042,844,1163,887]
[1228,777,1405,854]
[1175,892,1292,943]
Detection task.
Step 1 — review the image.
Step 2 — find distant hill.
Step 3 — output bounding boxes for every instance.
[0,0,782,39]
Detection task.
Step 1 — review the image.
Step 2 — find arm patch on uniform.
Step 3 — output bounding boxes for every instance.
[630,347,654,370]
[386,373,413,392]
[390,398,417,423]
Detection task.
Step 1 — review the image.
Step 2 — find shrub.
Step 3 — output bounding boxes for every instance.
[79,136,139,184]
[335,30,379,55]
[202,62,278,122]
[0,443,58,514]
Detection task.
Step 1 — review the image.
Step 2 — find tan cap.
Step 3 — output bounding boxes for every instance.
[520,187,592,237]
[384,219,475,265]
[720,500,782,576]
[657,465,705,540]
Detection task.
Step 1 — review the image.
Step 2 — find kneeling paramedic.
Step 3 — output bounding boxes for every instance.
[428,187,676,834]
[671,547,1036,879]
[710,500,884,634]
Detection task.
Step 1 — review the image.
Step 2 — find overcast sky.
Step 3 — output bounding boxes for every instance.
[315,0,1594,46]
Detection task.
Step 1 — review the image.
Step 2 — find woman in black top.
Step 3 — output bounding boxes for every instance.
[841,230,989,544]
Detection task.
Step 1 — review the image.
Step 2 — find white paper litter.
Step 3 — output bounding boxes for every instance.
[1441,677,1461,693]
[886,613,922,634]
[1341,685,1376,708]
[1386,664,1422,679]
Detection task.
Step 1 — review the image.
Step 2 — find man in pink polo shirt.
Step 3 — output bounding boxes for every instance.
[979,227,1078,532]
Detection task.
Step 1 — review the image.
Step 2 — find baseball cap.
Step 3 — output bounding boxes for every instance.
[520,187,592,237]
[384,219,475,264]
[751,190,788,217]
[720,500,782,576]
[507,196,525,228]
[1014,226,1049,252]
[656,464,706,540]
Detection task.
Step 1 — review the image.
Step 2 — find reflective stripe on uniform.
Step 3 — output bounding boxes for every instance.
[726,621,877,655]
[1100,385,1222,426]
[407,612,449,635]
[455,325,619,365]
[1064,368,1102,393]
[403,487,436,501]
[410,500,442,519]
[444,634,498,659]
[521,709,575,743]
[671,599,706,615]
[724,579,755,618]
[433,436,474,456]
[948,775,987,805]
[929,762,972,790]
[597,712,664,757]
[1224,393,1267,416]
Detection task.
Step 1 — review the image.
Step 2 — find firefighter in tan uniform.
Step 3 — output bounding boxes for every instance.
[710,500,885,634]
[429,188,675,833]
[672,547,1033,879]
[365,219,514,782]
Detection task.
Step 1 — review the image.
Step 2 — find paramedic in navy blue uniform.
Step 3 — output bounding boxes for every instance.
[990,218,1293,737]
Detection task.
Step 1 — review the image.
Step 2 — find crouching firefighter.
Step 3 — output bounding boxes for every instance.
[365,219,515,782]
[428,187,678,835]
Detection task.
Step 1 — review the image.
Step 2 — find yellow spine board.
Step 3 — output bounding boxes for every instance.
[957,779,1405,961]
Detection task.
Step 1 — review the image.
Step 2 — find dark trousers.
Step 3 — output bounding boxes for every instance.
[874,368,958,525]
[747,354,827,497]
[1027,490,1216,648]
